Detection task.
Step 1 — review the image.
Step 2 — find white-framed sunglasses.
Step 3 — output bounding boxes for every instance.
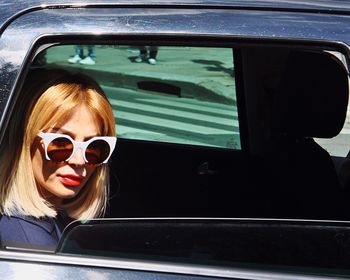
[38,132,117,165]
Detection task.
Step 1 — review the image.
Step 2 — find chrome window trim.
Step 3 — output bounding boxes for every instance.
[0,250,347,280]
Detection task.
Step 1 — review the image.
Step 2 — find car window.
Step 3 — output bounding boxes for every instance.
[43,45,240,150]
[29,45,350,224]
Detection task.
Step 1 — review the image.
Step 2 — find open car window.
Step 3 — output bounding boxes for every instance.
[17,44,350,221]
[16,44,346,217]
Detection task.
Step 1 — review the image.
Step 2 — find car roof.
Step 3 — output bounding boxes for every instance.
[1,0,350,27]
[1,0,349,10]
[2,0,350,9]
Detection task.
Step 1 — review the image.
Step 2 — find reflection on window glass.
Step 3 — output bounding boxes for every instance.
[314,52,350,157]
[43,45,240,149]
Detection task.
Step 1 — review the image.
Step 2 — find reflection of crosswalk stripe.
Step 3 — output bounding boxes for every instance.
[113,110,238,135]
[116,124,164,136]
[138,98,236,116]
[109,98,237,127]
[117,124,220,147]
[340,128,350,134]
[342,110,350,134]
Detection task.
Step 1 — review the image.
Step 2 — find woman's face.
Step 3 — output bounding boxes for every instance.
[32,104,100,206]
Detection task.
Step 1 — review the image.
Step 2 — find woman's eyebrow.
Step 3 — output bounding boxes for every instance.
[50,127,74,135]
[50,127,74,136]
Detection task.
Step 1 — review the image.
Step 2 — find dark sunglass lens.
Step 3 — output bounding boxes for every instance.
[86,140,110,164]
[47,137,73,162]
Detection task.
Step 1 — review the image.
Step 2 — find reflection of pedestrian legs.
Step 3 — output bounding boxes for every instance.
[87,46,96,60]
[135,46,147,63]
[68,46,83,63]
[68,45,96,65]
[135,46,158,65]
[148,46,158,65]
[80,45,96,65]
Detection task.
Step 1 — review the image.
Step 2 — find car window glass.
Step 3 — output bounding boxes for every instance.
[56,218,350,273]
[43,45,240,150]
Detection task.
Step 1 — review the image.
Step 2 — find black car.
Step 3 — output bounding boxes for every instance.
[1,1,350,279]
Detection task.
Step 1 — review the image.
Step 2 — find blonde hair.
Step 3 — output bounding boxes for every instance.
[0,69,116,220]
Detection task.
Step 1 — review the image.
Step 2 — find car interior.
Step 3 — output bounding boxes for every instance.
[99,45,350,221]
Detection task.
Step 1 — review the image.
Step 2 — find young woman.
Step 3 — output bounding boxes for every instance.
[0,69,116,248]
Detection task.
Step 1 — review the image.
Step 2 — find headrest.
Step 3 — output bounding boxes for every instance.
[271,50,349,138]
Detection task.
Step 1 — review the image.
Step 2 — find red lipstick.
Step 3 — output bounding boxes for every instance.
[59,174,84,187]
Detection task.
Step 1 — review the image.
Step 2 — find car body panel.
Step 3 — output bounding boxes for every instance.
[0,253,234,280]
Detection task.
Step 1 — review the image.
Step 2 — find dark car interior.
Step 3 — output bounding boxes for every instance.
[98,46,350,221]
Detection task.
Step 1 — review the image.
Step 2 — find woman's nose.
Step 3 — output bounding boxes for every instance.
[67,148,85,166]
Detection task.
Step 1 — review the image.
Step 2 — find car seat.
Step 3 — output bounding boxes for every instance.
[264,50,349,219]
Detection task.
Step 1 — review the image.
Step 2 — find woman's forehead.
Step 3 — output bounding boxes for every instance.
[48,104,102,135]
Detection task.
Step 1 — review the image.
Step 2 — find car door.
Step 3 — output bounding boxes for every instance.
[1,2,350,279]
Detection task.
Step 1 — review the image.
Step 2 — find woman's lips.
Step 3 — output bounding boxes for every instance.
[59,174,84,187]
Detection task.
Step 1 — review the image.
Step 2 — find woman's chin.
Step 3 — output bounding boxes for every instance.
[55,185,81,200]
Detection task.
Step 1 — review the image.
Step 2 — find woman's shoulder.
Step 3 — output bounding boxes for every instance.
[0,214,61,246]
[0,215,29,244]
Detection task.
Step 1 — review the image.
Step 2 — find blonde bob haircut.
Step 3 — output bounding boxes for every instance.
[0,69,116,220]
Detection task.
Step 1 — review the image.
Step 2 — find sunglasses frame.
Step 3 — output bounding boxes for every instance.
[38,131,117,165]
